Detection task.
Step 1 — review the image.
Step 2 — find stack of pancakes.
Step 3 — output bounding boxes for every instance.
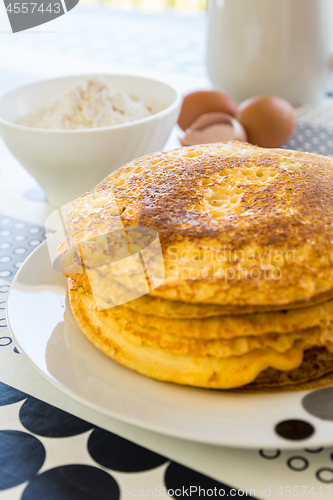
[59,142,333,390]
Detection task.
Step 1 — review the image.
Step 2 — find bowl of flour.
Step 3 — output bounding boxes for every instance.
[0,74,181,206]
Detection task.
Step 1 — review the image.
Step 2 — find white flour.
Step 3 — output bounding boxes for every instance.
[18,78,154,130]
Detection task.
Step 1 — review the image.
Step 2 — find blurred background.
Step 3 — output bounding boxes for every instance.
[80,0,208,12]
[0,0,209,98]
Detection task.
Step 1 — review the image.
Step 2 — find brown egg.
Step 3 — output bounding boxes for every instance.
[235,96,296,148]
[178,90,238,131]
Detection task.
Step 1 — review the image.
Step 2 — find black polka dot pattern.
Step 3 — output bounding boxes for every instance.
[19,397,94,437]
[275,420,314,440]
[302,388,333,421]
[0,380,26,406]
[88,428,168,472]
[0,430,45,489]
[316,468,333,484]
[21,465,119,500]
[0,336,11,346]
[287,456,309,472]
[165,462,257,499]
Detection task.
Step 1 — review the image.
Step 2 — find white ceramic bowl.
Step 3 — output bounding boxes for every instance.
[0,74,182,206]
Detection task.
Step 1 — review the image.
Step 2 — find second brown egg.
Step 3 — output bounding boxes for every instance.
[235,96,296,148]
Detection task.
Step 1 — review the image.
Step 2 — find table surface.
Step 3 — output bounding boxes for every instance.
[2,4,333,500]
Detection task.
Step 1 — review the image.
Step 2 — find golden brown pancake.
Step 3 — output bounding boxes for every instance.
[66,259,333,319]
[104,308,333,358]
[61,142,333,306]
[69,283,310,389]
[68,275,333,337]
[122,288,333,318]
[119,297,333,337]
[68,282,333,389]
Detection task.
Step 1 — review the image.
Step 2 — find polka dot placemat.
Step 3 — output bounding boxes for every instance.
[0,381,248,500]
[2,376,333,499]
[0,215,47,283]
[283,122,333,157]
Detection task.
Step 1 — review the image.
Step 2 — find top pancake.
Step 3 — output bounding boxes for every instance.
[62,142,333,306]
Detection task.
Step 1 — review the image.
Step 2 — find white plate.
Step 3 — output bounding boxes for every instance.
[6,240,333,449]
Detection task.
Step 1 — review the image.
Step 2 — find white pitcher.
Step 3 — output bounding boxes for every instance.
[207,0,333,105]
